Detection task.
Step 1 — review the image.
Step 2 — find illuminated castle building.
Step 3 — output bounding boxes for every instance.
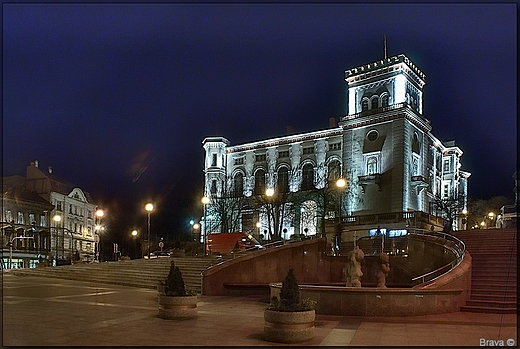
[202,54,470,243]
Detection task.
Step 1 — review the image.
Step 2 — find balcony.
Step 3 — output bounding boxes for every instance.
[358,173,381,193]
[411,175,429,194]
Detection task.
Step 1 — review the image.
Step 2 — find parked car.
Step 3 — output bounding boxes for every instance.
[144,251,171,259]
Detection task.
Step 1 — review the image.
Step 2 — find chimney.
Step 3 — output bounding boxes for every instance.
[286,125,295,135]
[329,117,336,128]
[31,160,39,168]
[48,166,53,174]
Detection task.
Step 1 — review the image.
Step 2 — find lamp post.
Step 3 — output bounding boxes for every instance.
[145,203,154,260]
[201,196,210,256]
[487,212,495,228]
[95,209,104,262]
[192,223,200,256]
[53,214,62,265]
[131,230,138,259]
[335,178,346,222]
[335,178,347,249]
[265,188,275,241]
[255,221,262,241]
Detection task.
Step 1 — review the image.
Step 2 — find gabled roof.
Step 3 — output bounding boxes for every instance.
[3,188,54,209]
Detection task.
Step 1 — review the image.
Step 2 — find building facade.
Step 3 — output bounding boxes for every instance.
[24,161,99,263]
[202,54,470,244]
[1,181,54,269]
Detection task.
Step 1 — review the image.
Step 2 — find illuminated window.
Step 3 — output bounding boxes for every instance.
[443,159,450,172]
[17,211,24,224]
[277,167,289,193]
[301,164,314,190]
[303,147,314,155]
[371,96,379,109]
[5,210,12,223]
[254,169,266,195]
[381,94,389,107]
[40,214,47,227]
[361,99,369,112]
[367,157,378,175]
[329,143,341,151]
[233,173,244,197]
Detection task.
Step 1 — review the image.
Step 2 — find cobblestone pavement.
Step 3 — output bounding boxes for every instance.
[2,273,517,346]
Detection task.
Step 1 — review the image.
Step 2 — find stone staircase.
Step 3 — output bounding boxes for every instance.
[453,228,517,314]
[7,257,224,293]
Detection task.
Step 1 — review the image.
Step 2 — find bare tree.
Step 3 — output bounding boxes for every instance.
[206,176,248,233]
[433,193,466,231]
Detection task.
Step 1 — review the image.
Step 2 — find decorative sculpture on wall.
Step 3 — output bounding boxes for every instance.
[376,252,390,288]
[344,246,364,287]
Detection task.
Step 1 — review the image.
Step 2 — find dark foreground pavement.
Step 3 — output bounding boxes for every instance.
[2,272,517,346]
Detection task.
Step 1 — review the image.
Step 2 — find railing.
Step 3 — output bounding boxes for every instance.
[340,211,444,228]
[409,229,466,285]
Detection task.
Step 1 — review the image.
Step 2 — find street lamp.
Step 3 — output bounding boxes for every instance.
[335,178,347,248]
[145,203,154,260]
[265,189,275,241]
[335,178,346,222]
[201,196,210,256]
[131,230,138,259]
[255,221,262,240]
[53,214,62,264]
[95,209,104,262]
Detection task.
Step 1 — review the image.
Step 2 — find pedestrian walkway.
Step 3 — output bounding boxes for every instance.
[3,273,517,346]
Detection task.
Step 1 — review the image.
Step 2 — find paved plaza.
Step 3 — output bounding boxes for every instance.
[2,272,517,346]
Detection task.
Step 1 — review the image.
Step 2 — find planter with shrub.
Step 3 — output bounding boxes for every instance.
[158,260,198,319]
[263,269,316,343]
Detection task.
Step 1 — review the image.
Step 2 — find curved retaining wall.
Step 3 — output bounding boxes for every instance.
[269,252,472,316]
[202,238,330,296]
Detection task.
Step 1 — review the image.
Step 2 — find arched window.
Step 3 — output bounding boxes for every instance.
[327,160,341,183]
[367,157,378,175]
[361,99,369,112]
[277,167,289,193]
[412,132,421,154]
[233,173,244,197]
[301,164,314,190]
[254,169,266,195]
[371,96,379,109]
[381,94,389,107]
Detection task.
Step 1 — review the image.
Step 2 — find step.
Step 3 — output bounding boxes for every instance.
[471,283,517,291]
[470,294,518,302]
[470,289,517,296]
[466,299,517,308]
[460,305,517,314]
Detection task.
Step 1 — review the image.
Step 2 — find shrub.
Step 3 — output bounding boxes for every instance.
[267,269,316,312]
[164,260,186,296]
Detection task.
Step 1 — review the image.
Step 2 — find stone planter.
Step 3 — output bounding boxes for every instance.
[158,294,198,320]
[263,309,315,343]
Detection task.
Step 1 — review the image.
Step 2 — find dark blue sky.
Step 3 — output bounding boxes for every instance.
[3,3,517,239]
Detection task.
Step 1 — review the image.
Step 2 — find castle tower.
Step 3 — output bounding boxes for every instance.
[202,137,230,197]
[344,54,426,117]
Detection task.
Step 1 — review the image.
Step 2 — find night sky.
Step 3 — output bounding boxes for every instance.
[3,3,517,243]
